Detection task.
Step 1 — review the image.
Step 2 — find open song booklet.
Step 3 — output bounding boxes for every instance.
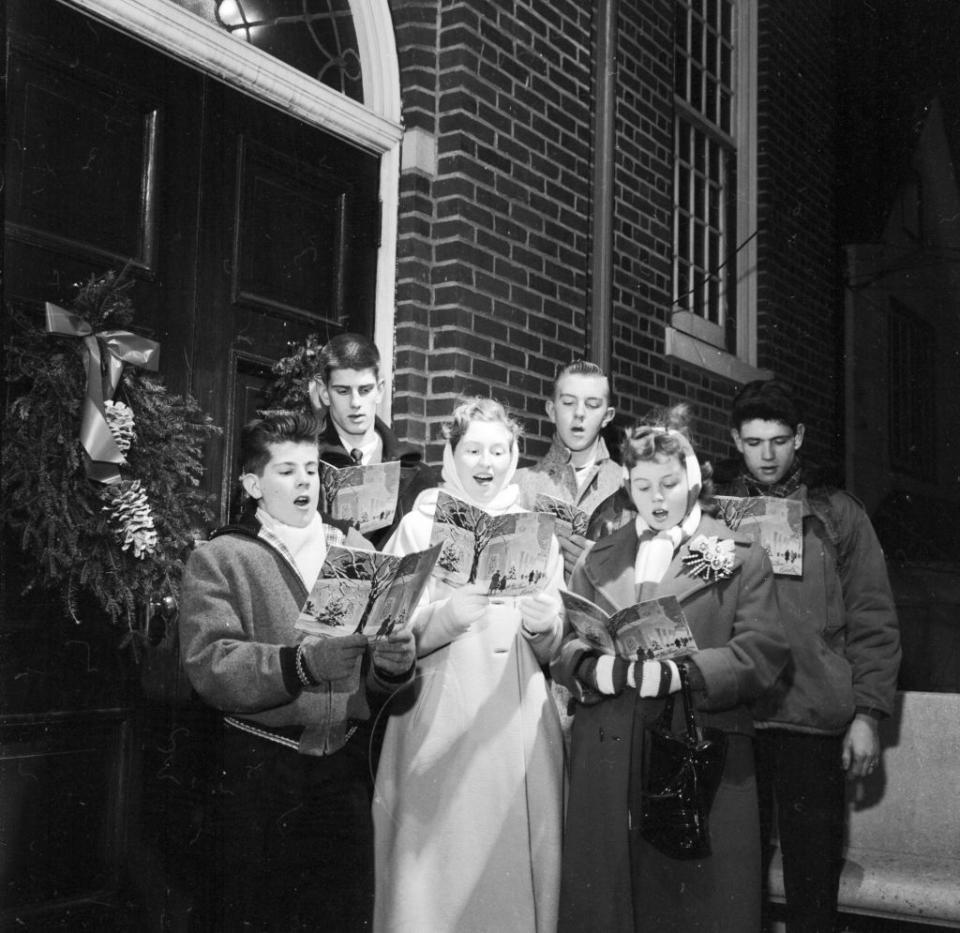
[318,459,401,535]
[560,591,697,661]
[295,543,441,639]
[533,493,589,537]
[715,494,803,576]
[429,490,556,597]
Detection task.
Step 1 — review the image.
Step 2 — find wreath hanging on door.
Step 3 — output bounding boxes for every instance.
[1,269,220,647]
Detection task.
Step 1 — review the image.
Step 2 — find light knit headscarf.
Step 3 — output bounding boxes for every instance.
[625,427,703,585]
[439,438,520,513]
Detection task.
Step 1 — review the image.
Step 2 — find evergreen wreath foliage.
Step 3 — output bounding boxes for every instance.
[1,270,221,642]
[265,332,328,413]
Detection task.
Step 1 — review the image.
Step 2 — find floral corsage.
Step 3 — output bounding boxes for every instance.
[682,535,737,582]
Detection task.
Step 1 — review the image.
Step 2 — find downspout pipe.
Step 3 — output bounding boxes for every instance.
[589,0,618,372]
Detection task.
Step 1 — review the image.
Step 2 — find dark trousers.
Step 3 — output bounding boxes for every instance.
[194,723,375,932]
[756,730,845,933]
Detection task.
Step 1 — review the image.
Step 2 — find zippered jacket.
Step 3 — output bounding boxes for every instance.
[716,462,901,733]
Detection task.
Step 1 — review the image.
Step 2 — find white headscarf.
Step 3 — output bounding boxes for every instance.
[415,437,520,517]
[626,427,703,585]
[441,437,520,511]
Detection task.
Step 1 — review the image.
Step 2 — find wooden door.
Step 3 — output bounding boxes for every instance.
[2,0,380,924]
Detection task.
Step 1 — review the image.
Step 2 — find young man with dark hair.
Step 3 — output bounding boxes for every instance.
[315,332,438,549]
[516,360,621,579]
[716,378,901,933]
[180,411,415,930]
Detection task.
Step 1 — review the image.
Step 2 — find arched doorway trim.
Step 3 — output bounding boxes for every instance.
[55,0,402,417]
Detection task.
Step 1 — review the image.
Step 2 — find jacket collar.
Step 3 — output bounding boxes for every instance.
[318,415,422,466]
[584,513,753,611]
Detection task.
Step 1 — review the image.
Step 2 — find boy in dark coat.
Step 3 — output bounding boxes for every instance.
[314,333,438,549]
[717,379,901,933]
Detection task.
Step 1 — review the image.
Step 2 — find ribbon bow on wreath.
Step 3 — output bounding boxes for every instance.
[682,535,737,582]
[45,301,160,484]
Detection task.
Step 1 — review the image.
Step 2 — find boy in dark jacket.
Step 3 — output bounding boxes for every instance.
[717,379,901,933]
[181,411,415,930]
[314,333,438,549]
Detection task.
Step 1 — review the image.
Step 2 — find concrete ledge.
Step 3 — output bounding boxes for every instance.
[769,848,960,927]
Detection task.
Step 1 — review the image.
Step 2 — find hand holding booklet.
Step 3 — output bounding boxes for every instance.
[296,543,441,639]
[560,590,697,661]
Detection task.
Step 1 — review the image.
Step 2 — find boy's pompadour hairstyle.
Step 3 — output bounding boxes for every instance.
[318,332,380,384]
[730,379,800,431]
[553,359,612,402]
[240,411,319,476]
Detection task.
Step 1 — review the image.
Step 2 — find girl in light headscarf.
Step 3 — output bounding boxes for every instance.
[373,396,565,933]
[553,403,789,933]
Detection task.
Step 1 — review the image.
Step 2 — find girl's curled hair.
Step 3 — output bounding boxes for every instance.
[442,396,522,450]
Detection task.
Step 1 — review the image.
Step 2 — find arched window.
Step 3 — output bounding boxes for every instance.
[211,0,363,102]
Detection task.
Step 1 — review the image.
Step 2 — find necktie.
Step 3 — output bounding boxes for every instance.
[350,448,363,464]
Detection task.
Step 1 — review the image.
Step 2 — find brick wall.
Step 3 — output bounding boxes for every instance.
[755,0,841,468]
[390,0,841,473]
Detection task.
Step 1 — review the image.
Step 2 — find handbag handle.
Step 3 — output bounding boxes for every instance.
[654,662,700,742]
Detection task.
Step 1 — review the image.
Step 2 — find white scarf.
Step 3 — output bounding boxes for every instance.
[256,507,328,590]
[413,439,520,515]
[633,504,701,584]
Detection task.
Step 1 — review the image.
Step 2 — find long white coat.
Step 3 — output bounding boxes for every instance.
[372,485,565,933]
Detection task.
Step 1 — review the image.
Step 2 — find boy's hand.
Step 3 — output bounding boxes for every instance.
[558,532,591,577]
[300,634,367,683]
[518,592,561,635]
[371,629,416,676]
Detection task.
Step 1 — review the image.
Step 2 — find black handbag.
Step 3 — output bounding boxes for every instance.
[636,664,728,860]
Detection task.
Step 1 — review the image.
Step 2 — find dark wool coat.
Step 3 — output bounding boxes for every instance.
[552,514,789,933]
[714,460,901,732]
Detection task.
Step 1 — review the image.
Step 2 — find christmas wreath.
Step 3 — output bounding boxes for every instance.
[1,270,220,646]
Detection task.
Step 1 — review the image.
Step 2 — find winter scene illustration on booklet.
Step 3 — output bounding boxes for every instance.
[533,493,589,537]
[715,495,803,576]
[318,459,401,535]
[560,591,697,661]
[296,543,441,639]
[430,490,556,597]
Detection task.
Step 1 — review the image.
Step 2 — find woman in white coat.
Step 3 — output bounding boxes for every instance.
[373,397,565,933]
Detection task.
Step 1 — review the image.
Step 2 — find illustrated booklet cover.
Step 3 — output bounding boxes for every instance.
[429,490,556,597]
[296,543,441,638]
[715,495,803,576]
[533,493,589,537]
[318,459,401,535]
[560,591,697,661]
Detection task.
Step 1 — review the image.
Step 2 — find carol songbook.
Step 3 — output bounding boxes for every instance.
[296,543,441,639]
[318,459,401,535]
[429,490,556,597]
[715,495,803,576]
[533,493,589,537]
[560,591,697,661]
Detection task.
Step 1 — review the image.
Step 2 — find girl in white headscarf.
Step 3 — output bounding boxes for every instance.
[373,397,565,933]
[552,404,789,933]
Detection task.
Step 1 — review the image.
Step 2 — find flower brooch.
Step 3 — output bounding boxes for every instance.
[683,535,736,582]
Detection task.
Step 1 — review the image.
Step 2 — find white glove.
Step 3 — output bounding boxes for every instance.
[433,583,489,640]
[518,592,561,636]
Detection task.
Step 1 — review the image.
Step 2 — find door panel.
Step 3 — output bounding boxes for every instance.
[2,0,380,923]
[192,78,379,521]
